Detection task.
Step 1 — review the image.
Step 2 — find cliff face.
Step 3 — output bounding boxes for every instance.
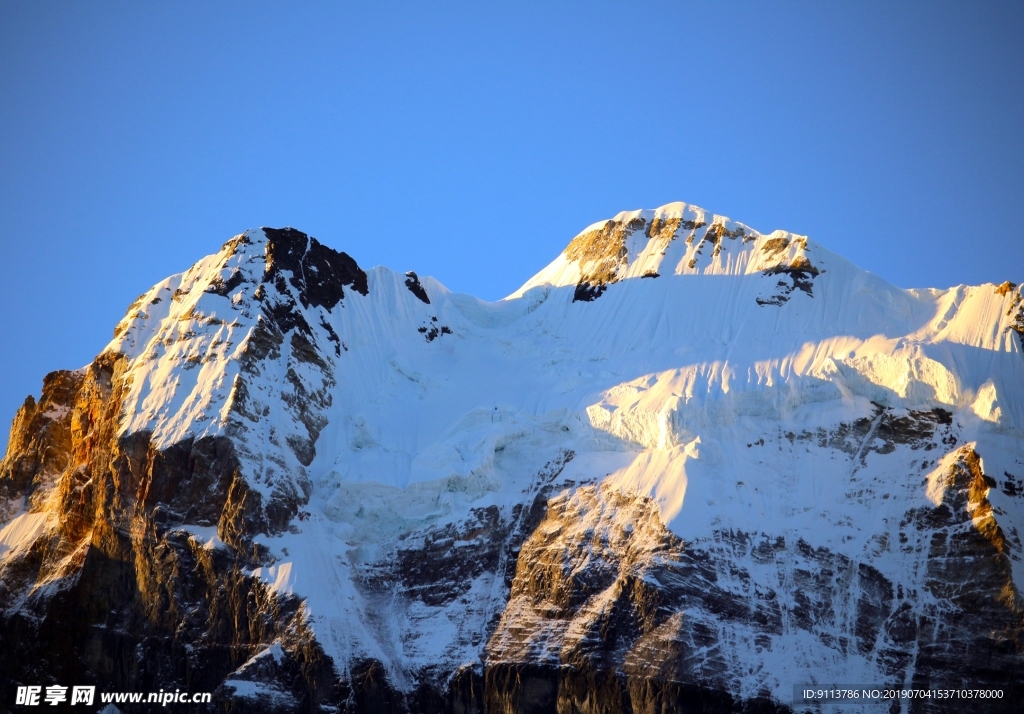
[485,449,1023,714]
[0,228,361,711]
[0,354,331,712]
[2,206,1024,713]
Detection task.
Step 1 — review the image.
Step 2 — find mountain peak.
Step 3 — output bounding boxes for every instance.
[511,201,831,303]
[103,227,375,532]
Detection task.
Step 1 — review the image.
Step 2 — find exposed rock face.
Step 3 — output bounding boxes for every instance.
[2,204,1023,713]
[0,352,341,712]
[111,227,367,533]
[404,272,431,305]
[566,212,759,302]
[1000,281,1024,352]
[485,458,1023,714]
[262,226,369,309]
[900,448,1023,702]
[516,203,828,309]
[567,215,646,302]
[0,228,372,711]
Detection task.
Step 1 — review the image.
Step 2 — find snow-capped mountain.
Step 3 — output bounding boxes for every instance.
[1,202,1022,713]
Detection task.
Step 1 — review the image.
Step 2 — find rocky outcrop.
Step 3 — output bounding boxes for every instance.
[485,484,796,713]
[567,216,646,302]
[404,272,431,305]
[481,453,1023,714]
[897,447,1024,709]
[755,237,821,306]
[0,326,336,712]
[999,281,1024,352]
[567,213,751,301]
[110,227,369,536]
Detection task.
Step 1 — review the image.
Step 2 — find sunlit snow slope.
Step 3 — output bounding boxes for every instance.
[3,202,1023,712]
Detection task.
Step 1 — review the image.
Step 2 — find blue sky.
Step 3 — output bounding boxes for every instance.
[1,2,1022,453]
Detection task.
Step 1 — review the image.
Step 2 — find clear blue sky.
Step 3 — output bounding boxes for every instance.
[2,1,1022,454]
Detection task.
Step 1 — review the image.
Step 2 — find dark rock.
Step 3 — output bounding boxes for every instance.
[418,322,454,342]
[207,270,246,297]
[404,272,431,304]
[573,281,607,302]
[263,227,369,311]
[564,216,647,300]
[895,447,1024,710]
[1003,472,1021,497]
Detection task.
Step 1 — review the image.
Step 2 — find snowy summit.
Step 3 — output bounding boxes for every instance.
[1,202,1022,713]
